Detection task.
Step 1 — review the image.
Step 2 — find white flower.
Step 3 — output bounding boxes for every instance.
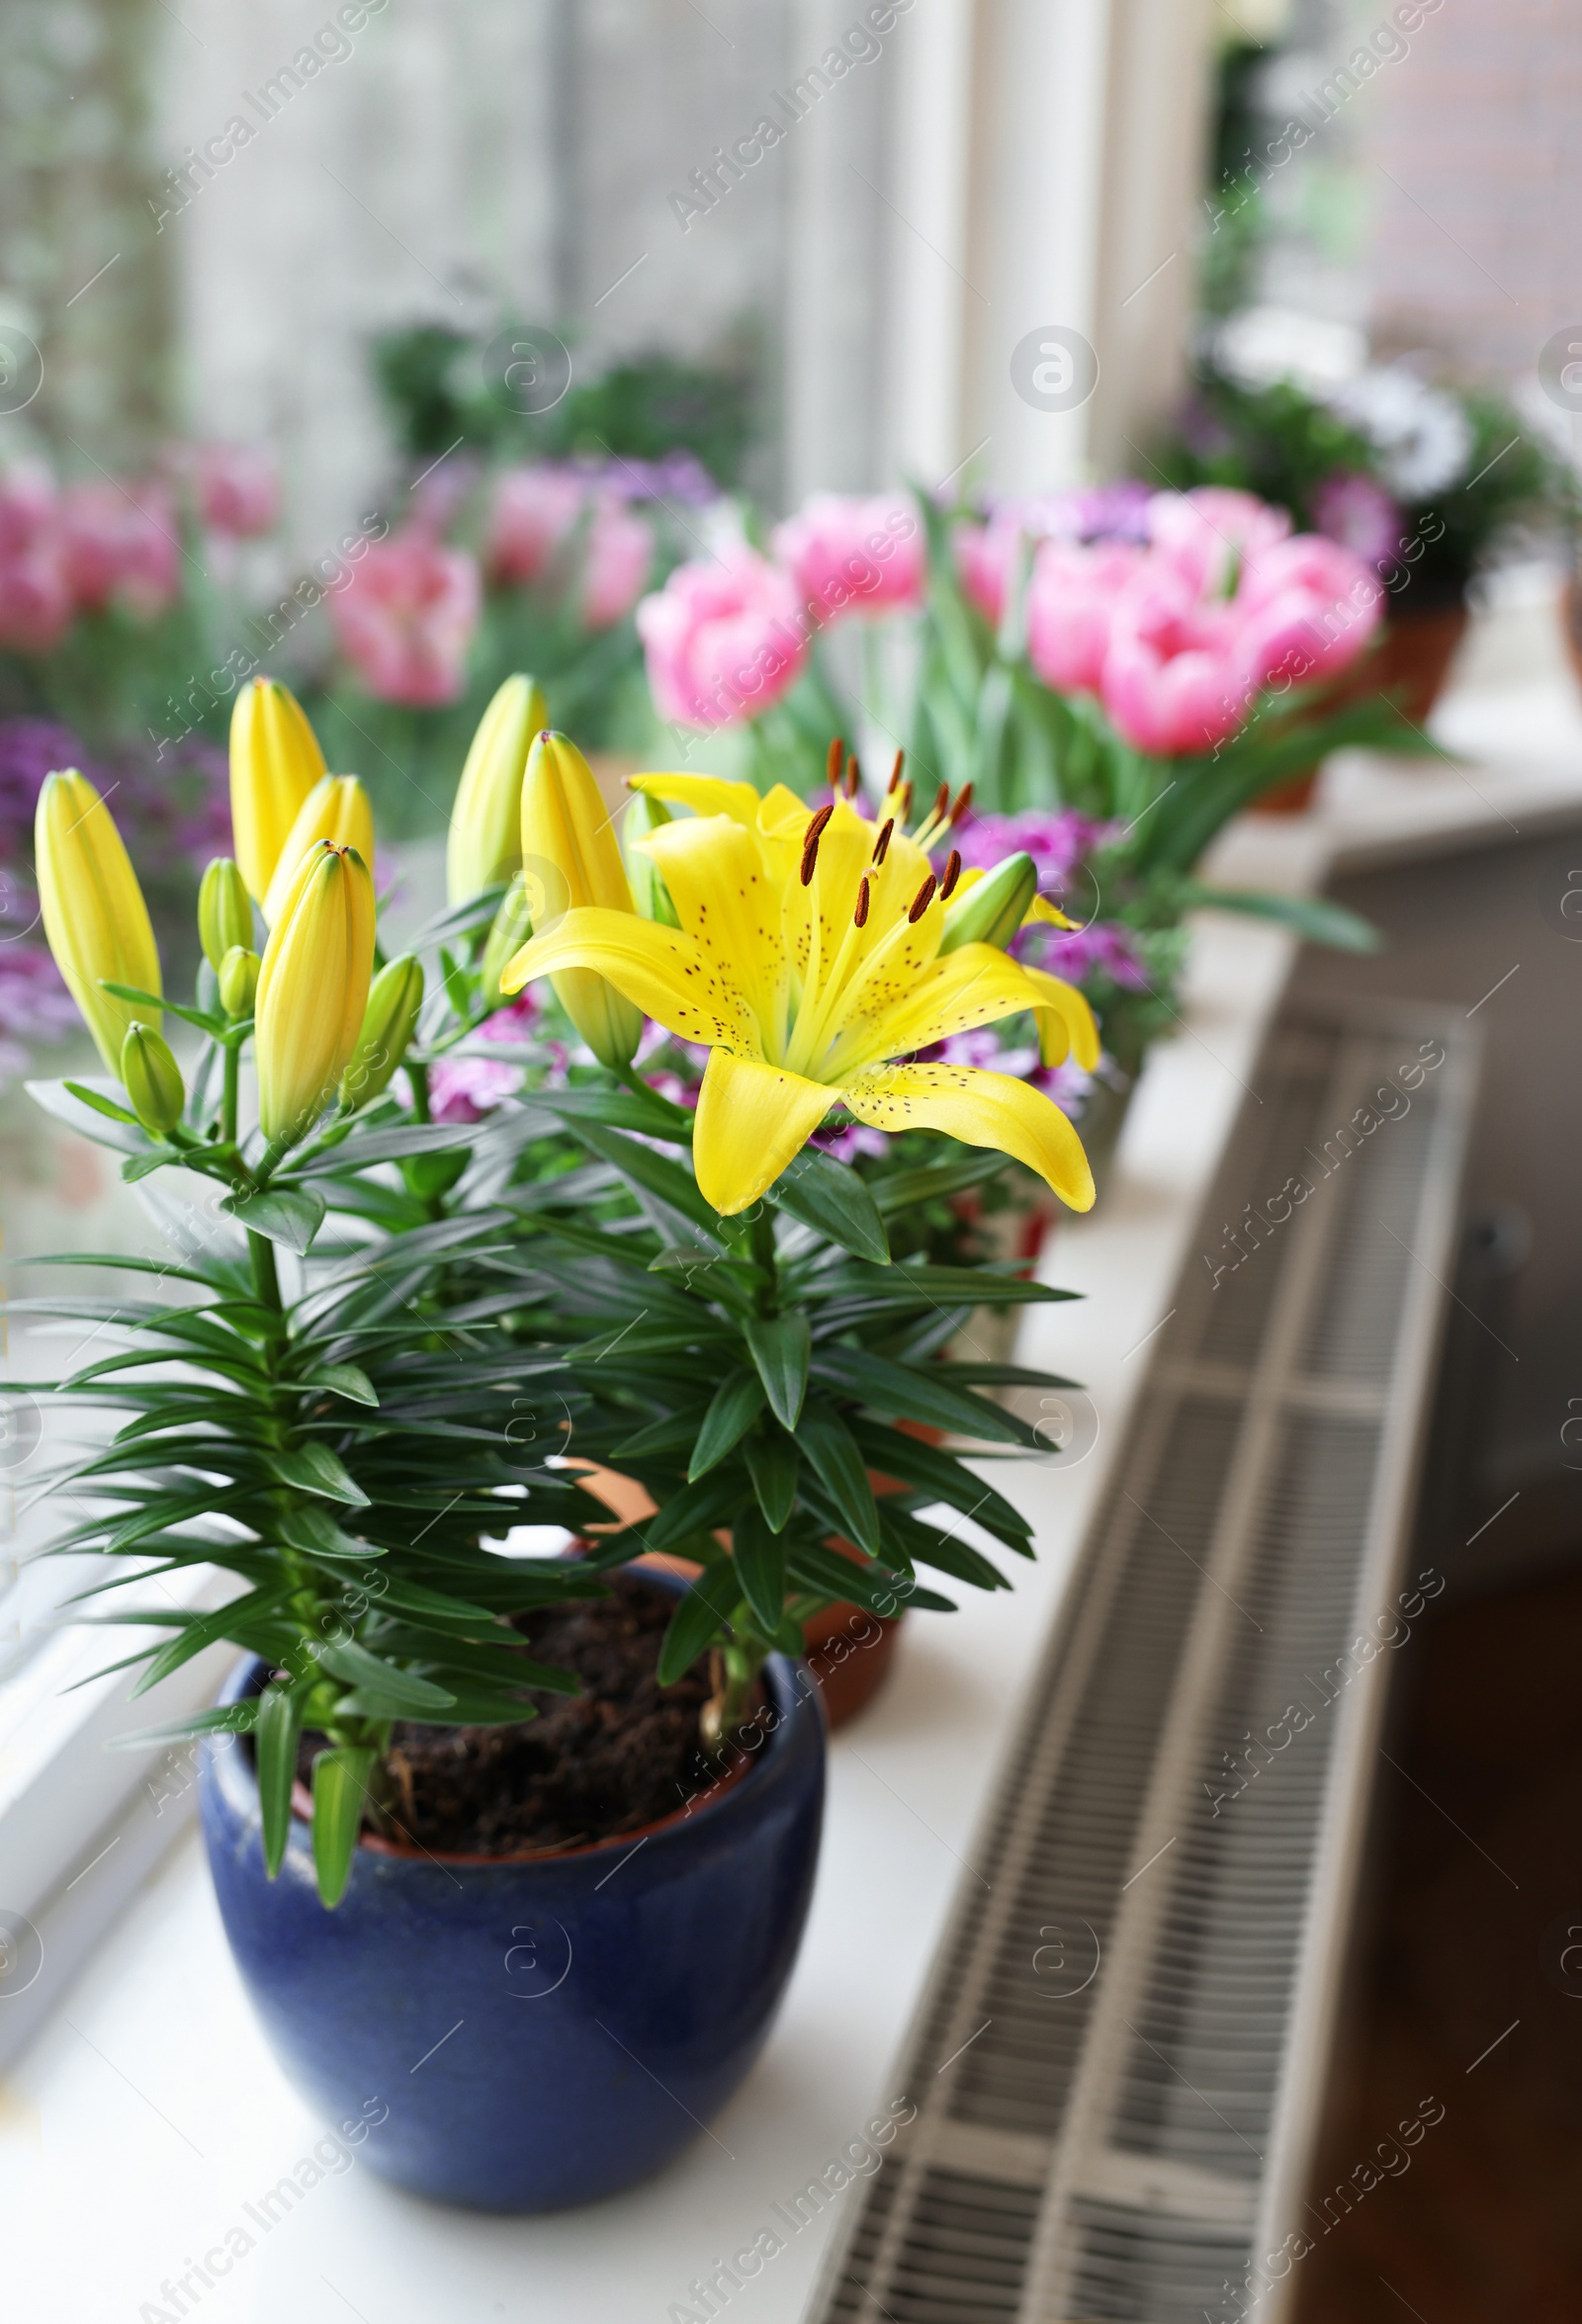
[1327,363,1473,500]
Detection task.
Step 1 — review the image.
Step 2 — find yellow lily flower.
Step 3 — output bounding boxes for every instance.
[35,770,162,1075]
[262,774,375,925]
[254,841,376,1145]
[230,679,326,904]
[501,772,1099,1216]
[518,731,643,1071]
[446,673,545,906]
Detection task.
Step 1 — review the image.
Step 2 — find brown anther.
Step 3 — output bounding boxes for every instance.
[826,737,843,792]
[928,780,949,824]
[800,801,835,886]
[843,751,861,799]
[950,781,975,827]
[908,874,938,924]
[939,849,962,901]
[888,747,905,792]
[872,818,895,866]
[853,875,871,928]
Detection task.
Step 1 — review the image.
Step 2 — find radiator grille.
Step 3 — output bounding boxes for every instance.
[810,1002,1475,2324]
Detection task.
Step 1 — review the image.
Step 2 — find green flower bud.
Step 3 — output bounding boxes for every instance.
[198,857,253,971]
[120,1022,185,1137]
[339,953,425,1110]
[937,852,1039,955]
[621,788,680,928]
[218,944,260,1018]
[479,873,532,1010]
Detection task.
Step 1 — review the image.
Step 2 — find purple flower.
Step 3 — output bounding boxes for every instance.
[0,942,75,1086]
[0,720,92,857]
[1310,472,1405,573]
[1019,917,1149,990]
[952,807,1118,894]
[428,1056,524,1124]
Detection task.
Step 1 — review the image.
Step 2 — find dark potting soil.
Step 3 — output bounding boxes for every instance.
[293,1573,738,1856]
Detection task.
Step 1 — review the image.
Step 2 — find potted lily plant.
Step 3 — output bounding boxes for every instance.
[13,675,1100,2211]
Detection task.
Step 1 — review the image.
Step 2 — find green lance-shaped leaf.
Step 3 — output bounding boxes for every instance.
[730,1503,787,1633]
[256,1681,308,1878]
[311,1746,377,1908]
[744,1423,799,1532]
[742,1313,811,1432]
[688,1372,767,1481]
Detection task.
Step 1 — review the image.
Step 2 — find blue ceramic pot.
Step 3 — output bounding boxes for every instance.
[198,1641,825,2212]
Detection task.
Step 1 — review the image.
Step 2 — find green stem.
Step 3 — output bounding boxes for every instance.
[748,1206,777,1310]
[406,1059,431,1122]
[221,1041,240,1148]
[247,1227,281,1311]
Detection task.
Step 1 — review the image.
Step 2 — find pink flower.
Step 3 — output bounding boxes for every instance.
[1146,486,1291,598]
[328,531,481,706]
[637,545,807,731]
[428,1056,523,1123]
[772,493,924,624]
[193,445,278,539]
[1235,533,1383,688]
[1026,541,1148,694]
[0,473,71,651]
[1099,570,1254,755]
[59,480,180,619]
[580,498,653,630]
[486,467,584,587]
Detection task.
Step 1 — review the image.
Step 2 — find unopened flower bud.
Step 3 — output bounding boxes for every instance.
[937,852,1039,955]
[480,874,532,1009]
[198,857,253,971]
[120,1023,185,1137]
[218,945,260,1018]
[621,787,680,928]
[446,673,546,906]
[340,954,425,1109]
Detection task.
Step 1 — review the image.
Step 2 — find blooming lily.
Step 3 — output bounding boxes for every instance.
[501,764,1099,1216]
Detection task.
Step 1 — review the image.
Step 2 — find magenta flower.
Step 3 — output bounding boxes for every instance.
[772,492,924,625]
[1235,534,1384,689]
[485,467,585,587]
[1145,486,1292,599]
[1100,571,1253,755]
[59,480,180,619]
[636,543,807,731]
[579,498,653,631]
[328,531,481,707]
[1310,472,1405,575]
[952,806,1115,892]
[0,468,71,653]
[193,445,279,540]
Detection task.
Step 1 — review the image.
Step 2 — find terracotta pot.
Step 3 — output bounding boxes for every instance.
[571,1459,912,1730]
[1249,601,1469,816]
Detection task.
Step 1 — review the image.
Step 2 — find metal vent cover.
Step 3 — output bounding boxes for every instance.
[811,999,1477,2324]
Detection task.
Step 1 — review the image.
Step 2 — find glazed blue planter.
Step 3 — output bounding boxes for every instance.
[199,1645,825,2212]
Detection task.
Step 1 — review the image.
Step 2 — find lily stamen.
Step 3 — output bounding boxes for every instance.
[872,818,894,866]
[940,849,962,901]
[801,802,835,887]
[853,875,871,927]
[825,737,843,793]
[908,874,938,924]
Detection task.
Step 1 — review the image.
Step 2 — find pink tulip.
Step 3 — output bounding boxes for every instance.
[328,530,481,707]
[1146,486,1291,598]
[485,467,584,587]
[579,498,653,631]
[1026,541,1148,694]
[0,466,70,652]
[193,444,279,539]
[1234,534,1383,688]
[1099,573,1253,755]
[772,493,924,624]
[60,480,180,619]
[637,544,807,731]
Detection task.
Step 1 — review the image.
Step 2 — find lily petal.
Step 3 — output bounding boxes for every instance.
[501,906,761,1055]
[693,1050,835,1215]
[854,941,1065,1065]
[628,772,762,826]
[843,1061,1095,1211]
[640,814,788,1049]
[1018,963,1101,1071]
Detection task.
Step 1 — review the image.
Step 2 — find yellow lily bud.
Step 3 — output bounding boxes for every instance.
[230,678,325,904]
[446,673,546,907]
[516,731,642,1071]
[120,1024,185,1136]
[218,945,260,1018]
[198,857,253,971]
[262,774,375,926]
[621,788,681,928]
[479,873,532,1010]
[35,770,162,1074]
[340,954,425,1109]
[254,841,376,1146]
